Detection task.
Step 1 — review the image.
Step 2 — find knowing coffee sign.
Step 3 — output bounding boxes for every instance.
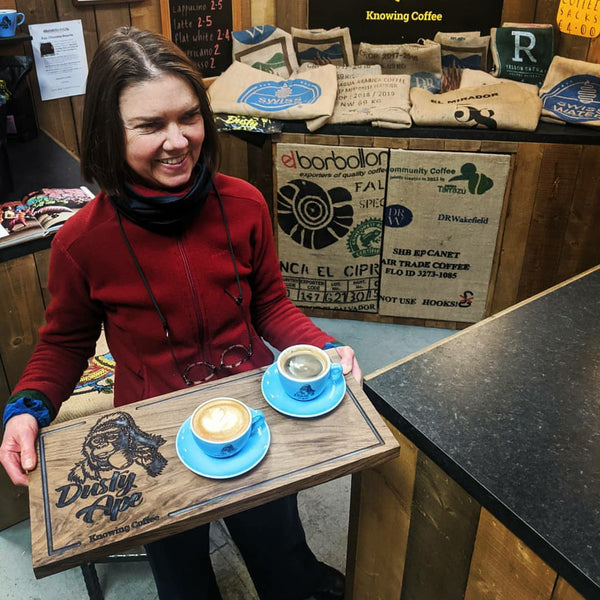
[308,0,504,43]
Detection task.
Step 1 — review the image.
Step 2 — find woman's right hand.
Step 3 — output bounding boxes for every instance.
[0,413,39,486]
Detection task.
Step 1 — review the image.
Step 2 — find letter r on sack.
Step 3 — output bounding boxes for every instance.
[511,31,537,63]
[281,151,297,168]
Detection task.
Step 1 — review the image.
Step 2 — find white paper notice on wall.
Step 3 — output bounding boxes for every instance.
[379,150,510,323]
[29,20,88,101]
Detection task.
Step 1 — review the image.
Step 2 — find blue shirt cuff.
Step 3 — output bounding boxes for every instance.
[323,342,343,349]
[3,397,51,430]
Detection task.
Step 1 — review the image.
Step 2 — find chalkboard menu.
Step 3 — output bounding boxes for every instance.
[161,0,242,79]
[309,0,503,44]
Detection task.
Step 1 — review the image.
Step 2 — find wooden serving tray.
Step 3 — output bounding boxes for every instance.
[29,358,399,577]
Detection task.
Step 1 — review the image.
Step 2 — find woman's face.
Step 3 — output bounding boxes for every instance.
[119,73,205,190]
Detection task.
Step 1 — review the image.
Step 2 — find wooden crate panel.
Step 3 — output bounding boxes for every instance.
[464,509,557,600]
[348,425,418,600]
[401,452,480,600]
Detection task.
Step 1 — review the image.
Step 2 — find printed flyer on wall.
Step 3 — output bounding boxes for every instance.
[29,20,88,101]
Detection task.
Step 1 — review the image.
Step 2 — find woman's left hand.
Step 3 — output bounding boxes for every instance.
[335,346,362,384]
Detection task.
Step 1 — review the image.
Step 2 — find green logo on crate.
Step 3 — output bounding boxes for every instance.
[448,163,494,195]
[347,218,383,258]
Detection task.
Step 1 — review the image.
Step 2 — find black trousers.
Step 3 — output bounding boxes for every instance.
[145,493,325,600]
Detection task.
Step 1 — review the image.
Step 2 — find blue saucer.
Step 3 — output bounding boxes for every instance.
[176,417,270,479]
[261,363,346,418]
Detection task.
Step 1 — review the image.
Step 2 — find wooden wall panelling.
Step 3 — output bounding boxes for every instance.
[310,133,340,147]
[552,579,587,600]
[15,0,80,155]
[587,36,600,63]
[501,0,538,24]
[219,132,250,181]
[484,152,517,318]
[347,425,418,600]
[53,0,98,153]
[94,4,132,39]
[534,0,563,54]
[273,132,306,145]
[400,453,480,600]
[247,137,274,223]
[490,143,544,314]
[407,138,446,151]
[463,509,557,600]
[555,145,600,282]
[275,0,308,32]
[557,34,591,62]
[373,136,409,150]
[517,144,583,301]
[480,140,519,154]
[131,0,162,33]
[339,135,375,148]
[0,255,46,389]
[250,0,274,26]
[444,139,482,152]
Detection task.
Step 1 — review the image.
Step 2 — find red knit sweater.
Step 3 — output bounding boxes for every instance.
[13,173,335,415]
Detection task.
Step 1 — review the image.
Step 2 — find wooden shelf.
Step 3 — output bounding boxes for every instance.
[0,33,32,46]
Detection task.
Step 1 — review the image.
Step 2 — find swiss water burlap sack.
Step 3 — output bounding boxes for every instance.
[490,24,554,86]
[356,40,442,92]
[460,68,539,95]
[539,55,600,127]
[291,27,354,66]
[434,31,490,92]
[410,83,542,131]
[232,25,299,78]
[208,61,337,122]
[306,73,411,131]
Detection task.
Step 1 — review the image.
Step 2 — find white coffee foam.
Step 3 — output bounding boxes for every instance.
[201,405,244,434]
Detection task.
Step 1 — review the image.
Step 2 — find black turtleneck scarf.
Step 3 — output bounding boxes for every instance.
[110,161,213,235]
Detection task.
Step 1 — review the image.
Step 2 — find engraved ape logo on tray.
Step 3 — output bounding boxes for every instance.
[54,412,167,524]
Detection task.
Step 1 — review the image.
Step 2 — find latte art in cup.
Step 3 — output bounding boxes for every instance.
[192,398,251,443]
[282,350,326,380]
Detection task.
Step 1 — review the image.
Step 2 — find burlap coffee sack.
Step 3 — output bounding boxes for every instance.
[274,143,388,313]
[233,25,298,78]
[490,24,554,86]
[434,31,490,92]
[410,83,541,131]
[307,73,411,132]
[208,61,337,122]
[291,27,354,66]
[295,64,380,77]
[460,68,539,95]
[356,40,442,92]
[379,149,510,323]
[539,55,600,127]
[336,65,382,79]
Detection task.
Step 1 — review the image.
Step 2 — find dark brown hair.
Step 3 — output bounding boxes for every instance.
[81,26,220,197]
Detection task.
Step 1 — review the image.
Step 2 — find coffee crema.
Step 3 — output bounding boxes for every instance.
[192,399,250,442]
[282,350,327,380]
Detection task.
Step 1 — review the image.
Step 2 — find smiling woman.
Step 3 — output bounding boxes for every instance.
[0,25,357,600]
[120,74,205,190]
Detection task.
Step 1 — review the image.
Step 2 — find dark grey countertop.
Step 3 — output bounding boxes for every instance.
[364,267,600,600]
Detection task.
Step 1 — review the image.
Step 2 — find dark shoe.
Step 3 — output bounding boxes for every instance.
[310,564,345,600]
